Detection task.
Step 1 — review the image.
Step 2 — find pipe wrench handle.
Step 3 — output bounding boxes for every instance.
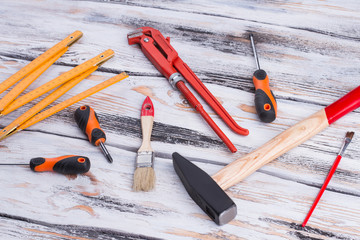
[175,61,249,136]
[176,81,237,153]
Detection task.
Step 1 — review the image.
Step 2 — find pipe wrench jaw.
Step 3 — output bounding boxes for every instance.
[128,28,179,83]
[127,27,158,45]
[127,29,145,45]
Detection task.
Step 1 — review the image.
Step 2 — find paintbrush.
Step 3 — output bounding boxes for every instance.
[133,96,156,191]
[302,131,355,227]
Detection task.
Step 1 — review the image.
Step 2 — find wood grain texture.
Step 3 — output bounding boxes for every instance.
[138,116,154,152]
[0,0,359,239]
[213,109,330,190]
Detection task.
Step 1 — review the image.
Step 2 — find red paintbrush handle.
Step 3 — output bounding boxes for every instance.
[176,81,237,153]
[325,86,360,124]
[302,155,342,227]
[141,96,154,117]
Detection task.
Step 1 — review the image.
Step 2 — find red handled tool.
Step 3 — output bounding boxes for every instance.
[0,155,91,174]
[212,85,360,190]
[249,34,277,123]
[127,27,249,153]
[302,131,355,227]
[74,105,113,163]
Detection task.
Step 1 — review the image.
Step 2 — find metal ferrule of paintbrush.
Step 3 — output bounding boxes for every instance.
[136,151,155,168]
[338,131,354,156]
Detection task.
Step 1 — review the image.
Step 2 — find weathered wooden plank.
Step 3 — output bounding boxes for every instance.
[1,0,359,104]
[0,0,359,239]
[0,132,359,239]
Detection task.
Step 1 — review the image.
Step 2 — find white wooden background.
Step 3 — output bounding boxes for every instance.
[0,0,359,239]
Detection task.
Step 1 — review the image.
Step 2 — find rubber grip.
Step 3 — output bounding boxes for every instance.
[74,105,106,146]
[253,69,277,123]
[30,155,91,174]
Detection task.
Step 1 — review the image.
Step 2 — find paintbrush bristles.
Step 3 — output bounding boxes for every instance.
[346,131,354,140]
[133,167,156,191]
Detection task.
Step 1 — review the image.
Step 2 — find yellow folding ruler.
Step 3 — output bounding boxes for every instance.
[0,30,83,112]
[0,72,128,140]
[0,32,129,141]
[1,49,114,116]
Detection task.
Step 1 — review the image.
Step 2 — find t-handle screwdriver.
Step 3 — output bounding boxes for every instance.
[0,155,91,174]
[250,34,277,123]
[74,105,113,163]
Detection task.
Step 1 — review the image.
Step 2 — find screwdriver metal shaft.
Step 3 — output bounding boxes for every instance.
[250,34,260,70]
[0,164,28,165]
[249,33,277,123]
[99,141,113,163]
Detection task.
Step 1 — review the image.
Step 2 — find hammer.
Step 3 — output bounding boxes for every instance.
[173,85,360,225]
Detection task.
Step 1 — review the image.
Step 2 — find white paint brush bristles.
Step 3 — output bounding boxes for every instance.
[133,96,156,192]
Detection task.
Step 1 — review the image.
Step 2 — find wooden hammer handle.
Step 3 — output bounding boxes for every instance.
[213,85,360,190]
[213,109,329,190]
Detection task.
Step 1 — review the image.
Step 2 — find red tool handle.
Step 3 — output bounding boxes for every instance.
[176,81,237,153]
[302,155,342,227]
[30,155,91,174]
[325,86,360,124]
[174,60,249,135]
[141,96,155,117]
[213,85,360,190]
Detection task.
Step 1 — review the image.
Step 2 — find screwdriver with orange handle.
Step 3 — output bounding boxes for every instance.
[0,155,91,174]
[250,34,277,123]
[74,105,113,163]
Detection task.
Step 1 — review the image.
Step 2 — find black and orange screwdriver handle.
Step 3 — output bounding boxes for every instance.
[75,105,106,146]
[30,155,91,174]
[74,105,113,163]
[253,69,277,123]
[250,34,277,123]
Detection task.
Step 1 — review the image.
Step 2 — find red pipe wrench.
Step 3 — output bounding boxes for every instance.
[127,27,249,153]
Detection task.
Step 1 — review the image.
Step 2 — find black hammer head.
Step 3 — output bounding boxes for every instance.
[172,152,237,225]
